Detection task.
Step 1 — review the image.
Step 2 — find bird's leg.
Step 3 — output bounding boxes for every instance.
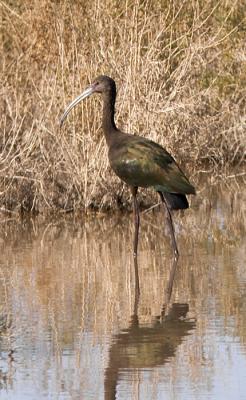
[133,257,140,296]
[164,257,178,307]
[131,186,140,295]
[131,186,140,257]
[158,192,179,260]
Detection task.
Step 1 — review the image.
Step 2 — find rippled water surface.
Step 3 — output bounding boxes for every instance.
[0,183,246,399]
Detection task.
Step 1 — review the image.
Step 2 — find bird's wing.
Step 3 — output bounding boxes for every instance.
[110,137,195,194]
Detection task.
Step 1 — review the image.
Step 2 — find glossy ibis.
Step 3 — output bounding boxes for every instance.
[60,75,195,260]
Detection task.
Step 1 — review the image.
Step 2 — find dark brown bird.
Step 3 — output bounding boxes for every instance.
[60,75,195,260]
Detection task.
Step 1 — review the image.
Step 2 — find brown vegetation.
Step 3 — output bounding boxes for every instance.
[0,0,245,212]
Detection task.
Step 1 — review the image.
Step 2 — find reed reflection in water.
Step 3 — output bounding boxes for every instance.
[0,183,245,399]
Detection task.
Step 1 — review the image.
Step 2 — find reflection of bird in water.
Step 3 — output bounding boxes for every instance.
[60,75,196,263]
[104,300,196,400]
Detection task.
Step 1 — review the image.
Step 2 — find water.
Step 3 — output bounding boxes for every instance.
[0,182,245,399]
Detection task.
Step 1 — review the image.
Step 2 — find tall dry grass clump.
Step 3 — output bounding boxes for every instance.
[0,0,245,212]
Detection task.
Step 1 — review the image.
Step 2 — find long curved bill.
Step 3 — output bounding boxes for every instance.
[59,85,94,128]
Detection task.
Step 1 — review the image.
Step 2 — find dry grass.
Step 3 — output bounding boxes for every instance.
[0,0,245,212]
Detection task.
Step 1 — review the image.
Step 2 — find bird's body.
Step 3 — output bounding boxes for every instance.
[60,75,196,274]
[108,132,195,208]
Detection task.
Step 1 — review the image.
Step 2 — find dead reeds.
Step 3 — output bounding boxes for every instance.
[0,0,245,212]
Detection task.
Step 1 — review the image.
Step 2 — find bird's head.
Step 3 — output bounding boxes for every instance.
[60,75,116,127]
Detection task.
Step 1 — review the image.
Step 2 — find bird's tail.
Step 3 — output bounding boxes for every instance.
[162,192,189,210]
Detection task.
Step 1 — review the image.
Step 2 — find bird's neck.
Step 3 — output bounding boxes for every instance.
[102,90,118,147]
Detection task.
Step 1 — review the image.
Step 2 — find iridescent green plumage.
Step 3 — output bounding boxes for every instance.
[109,134,195,196]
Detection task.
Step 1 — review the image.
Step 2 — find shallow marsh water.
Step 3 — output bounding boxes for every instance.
[0,182,245,400]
